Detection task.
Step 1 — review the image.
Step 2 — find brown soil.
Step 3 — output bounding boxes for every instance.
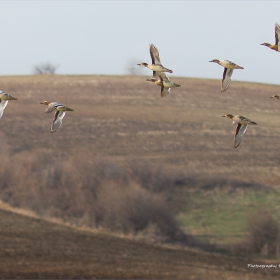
[0,208,278,279]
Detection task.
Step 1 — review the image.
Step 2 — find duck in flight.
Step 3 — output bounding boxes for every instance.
[261,23,280,52]
[222,114,257,148]
[270,95,280,99]
[138,44,173,77]
[40,101,74,133]
[0,91,18,120]
[209,59,244,92]
[146,73,181,97]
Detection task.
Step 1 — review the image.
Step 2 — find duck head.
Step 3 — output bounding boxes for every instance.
[209,59,220,64]
[222,114,234,119]
[137,62,148,67]
[0,91,18,100]
[146,77,158,83]
[260,42,271,47]
[40,100,51,105]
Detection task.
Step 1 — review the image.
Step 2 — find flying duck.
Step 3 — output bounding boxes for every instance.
[222,114,257,148]
[138,44,173,76]
[209,59,244,92]
[40,101,74,133]
[0,91,18,120]
[146,73,181,97]
[261,23,280,52]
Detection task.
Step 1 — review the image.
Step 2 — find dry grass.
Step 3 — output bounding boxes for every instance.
[1,75,280,185]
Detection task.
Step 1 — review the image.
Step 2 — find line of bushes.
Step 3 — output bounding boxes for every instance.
[1,148,279,255]
[0,150,193,245]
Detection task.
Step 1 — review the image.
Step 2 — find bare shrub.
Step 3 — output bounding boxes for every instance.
[33,62,58,75]
[126,159,185,193]
[95,181,190,243]
[233,207,280,256]
[245,207,279,256]
[125,57,147,75]
[0,150,192,245]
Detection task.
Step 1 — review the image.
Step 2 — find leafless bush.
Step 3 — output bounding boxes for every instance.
[125,57,147,76]
[246,207,280,255]
[126,159,186,193]
[0,150,192,244]
[33,62,58,75]
[94,181,190,243]
[234,207,280,256]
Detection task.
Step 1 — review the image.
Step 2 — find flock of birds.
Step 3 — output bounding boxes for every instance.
[0,94,74,133]
[137,23,280,148]
[0,23,280,145]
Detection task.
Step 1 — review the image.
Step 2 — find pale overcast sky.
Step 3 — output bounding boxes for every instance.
[1,1,280,85]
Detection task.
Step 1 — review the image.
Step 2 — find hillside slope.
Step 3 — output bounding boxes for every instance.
[1,75,280,278]
[0,207,278,279]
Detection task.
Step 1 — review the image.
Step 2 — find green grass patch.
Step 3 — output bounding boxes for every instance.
[176,188,280,244]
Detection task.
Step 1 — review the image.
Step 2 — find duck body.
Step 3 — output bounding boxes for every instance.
[138,44,173,76]
[211,60,244,69]
[209,59,244,92]
[40,101,74,133]
[146,73,181,97]
[222,114,257,148]
[138,63,173,73]
[0,91,18,120]
[261,23,280,52]
[270,95,280,99]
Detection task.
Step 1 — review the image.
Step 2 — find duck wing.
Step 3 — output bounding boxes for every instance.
[0,99,8,119]
[51,111,66,133]
[150,44,161,65]
[159,75,170,97]
[160,87,170,98]
[159,72,170,82]
[221,68,234,92]
[275,23,280,46]
[234,124,248,148]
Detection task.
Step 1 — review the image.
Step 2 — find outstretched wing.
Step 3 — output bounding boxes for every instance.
[0,99,8,120]
[275,23,280,46]
[51,111,66,133]
[160,87,170,98]
[150,44,161,64]
[159,74,170,97]
[221,68,234,92]
[234,124,248,148]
